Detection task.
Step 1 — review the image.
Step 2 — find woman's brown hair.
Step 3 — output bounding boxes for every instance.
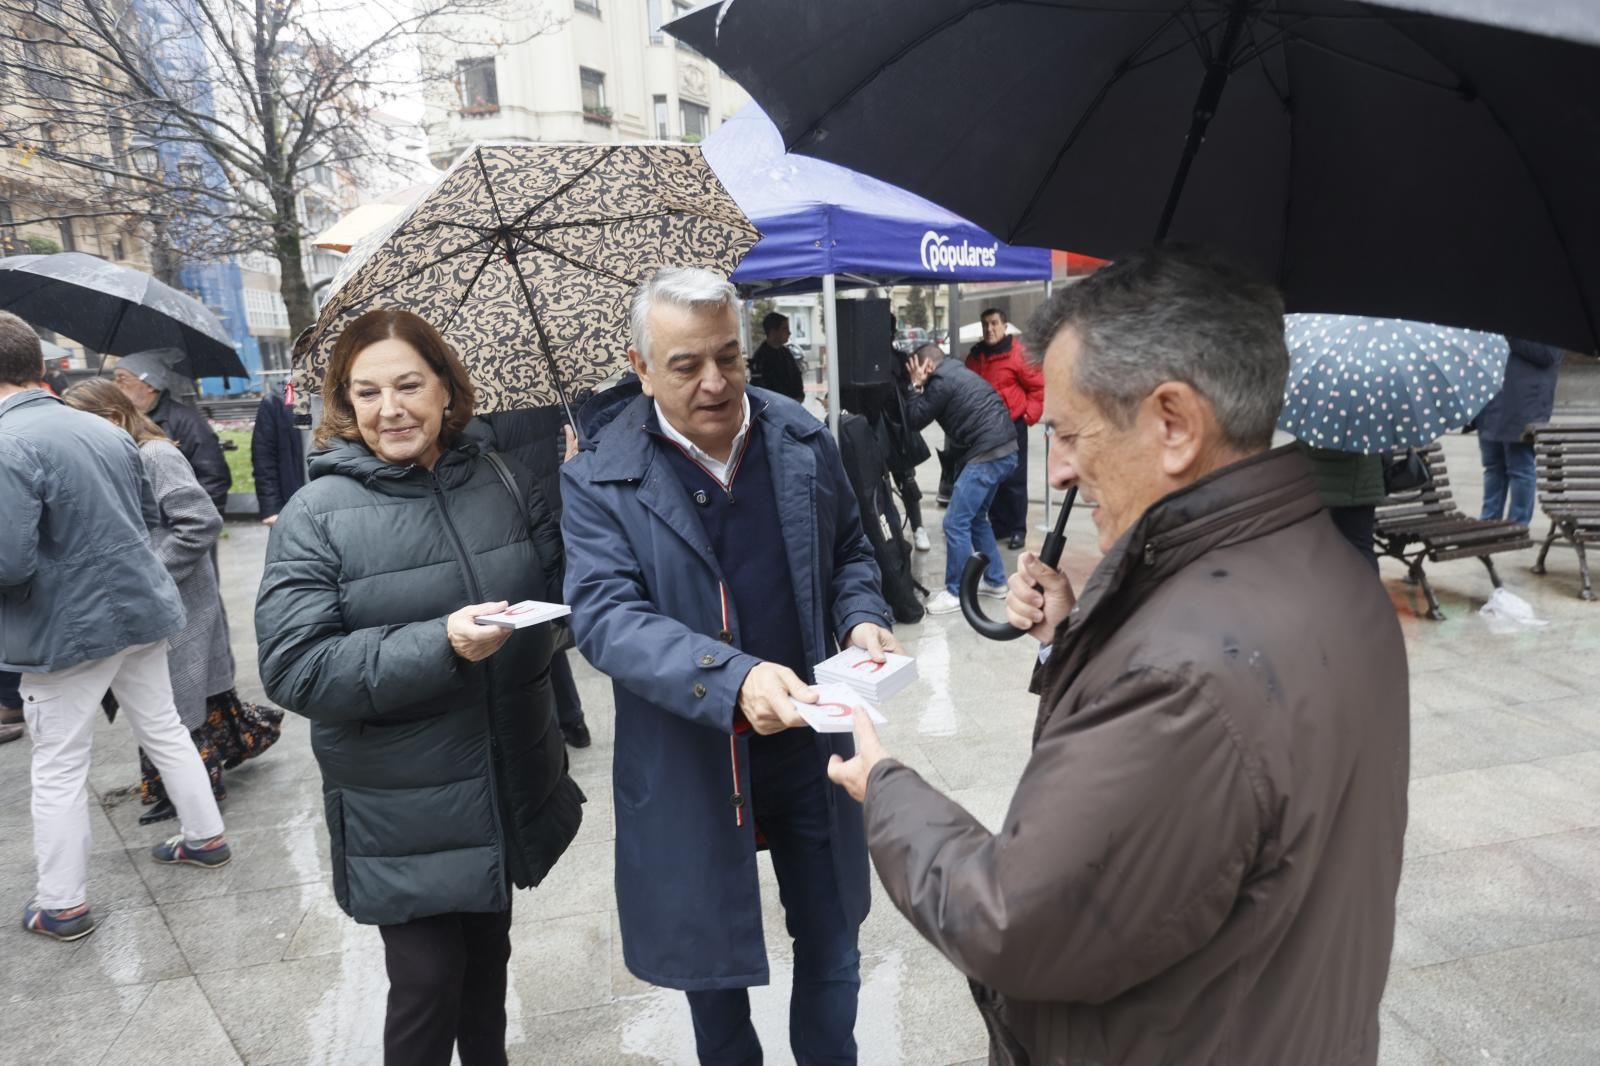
[63,378,170,446]
[315,308,476,449]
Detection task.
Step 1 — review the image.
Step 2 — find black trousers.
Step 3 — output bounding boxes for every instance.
[893,466,923,532]
[1328,505,1379,571]
[987,417,1030,538]
[379,908,513,1066]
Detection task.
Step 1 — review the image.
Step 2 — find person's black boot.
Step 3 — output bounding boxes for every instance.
[561,719,592,749]
[138,798,177,826]
[1007,532,1027,550]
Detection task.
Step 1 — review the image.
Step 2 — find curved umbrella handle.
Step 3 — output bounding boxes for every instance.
[958,488,1077,640]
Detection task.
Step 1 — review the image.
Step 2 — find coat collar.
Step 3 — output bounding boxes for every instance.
[307,418,493,493]
[1055,445,1323,648]
[1034,445,1322,738]
[0,388,55,420]
[584,387,823,484]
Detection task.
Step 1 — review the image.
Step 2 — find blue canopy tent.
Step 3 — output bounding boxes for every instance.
[702,103,1053,434]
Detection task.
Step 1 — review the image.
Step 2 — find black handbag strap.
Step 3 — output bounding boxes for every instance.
[483,450,523,509]
[482,451,570,650]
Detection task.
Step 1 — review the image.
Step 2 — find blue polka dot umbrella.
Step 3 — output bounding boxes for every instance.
[1278,314,1510,455]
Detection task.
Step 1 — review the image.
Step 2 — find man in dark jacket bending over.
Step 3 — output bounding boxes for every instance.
[829,247,1408,1066]
[903,342,1018,614]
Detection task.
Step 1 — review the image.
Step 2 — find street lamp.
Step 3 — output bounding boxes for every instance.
[130,140,160,179]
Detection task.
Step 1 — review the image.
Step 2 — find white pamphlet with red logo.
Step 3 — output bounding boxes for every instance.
[473,600,571,629]
[793,684,888,733]
[813,646,918,702]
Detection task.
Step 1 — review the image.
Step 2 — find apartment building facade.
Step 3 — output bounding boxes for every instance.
[424,0,749,167]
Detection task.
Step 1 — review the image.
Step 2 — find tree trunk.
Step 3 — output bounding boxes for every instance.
[274,198,316,336]
[148,218,182,289]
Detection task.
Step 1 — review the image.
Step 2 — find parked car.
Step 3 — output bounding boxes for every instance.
[894,327,928,353]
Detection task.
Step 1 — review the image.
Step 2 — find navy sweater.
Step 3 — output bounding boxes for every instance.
[654,424,810,683]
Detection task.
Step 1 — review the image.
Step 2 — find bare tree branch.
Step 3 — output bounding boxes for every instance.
[0,0,559,332]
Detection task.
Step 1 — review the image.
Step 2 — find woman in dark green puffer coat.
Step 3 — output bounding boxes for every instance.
[1298,443,1387,569]
[255,308,583,1066]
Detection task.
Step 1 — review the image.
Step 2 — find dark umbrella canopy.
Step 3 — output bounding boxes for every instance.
[669,0,1600,353]
[296,142,760,417]
[0,251,246,378]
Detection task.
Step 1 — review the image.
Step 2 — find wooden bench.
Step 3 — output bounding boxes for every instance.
[1374,443,1533,619]
[1531,424,1600,601]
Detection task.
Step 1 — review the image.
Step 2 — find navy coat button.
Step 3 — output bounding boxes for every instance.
[718,629,734,643]
[729,792,744,809]
[693,489,709,505]
[692,683,707,698]
[699,654,715,666]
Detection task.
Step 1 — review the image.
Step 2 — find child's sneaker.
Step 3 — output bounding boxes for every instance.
[22,899,97,941]
[150,834,232,869]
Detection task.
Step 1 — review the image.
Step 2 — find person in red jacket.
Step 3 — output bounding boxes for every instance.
[966,307,1044,549]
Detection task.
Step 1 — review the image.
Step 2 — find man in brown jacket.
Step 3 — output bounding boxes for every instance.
[828,247,1409,1065]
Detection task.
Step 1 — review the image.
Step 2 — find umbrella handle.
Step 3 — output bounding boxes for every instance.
[959,488,1076,640]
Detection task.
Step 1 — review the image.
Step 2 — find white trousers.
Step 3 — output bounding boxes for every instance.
[21,640,226,909]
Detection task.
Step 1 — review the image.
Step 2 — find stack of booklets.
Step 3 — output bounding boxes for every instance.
[474,600,571,629]
[813,647,919,703]
[794,685,889,734]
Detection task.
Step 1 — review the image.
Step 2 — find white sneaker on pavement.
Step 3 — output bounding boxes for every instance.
[979,581,1008,599]
[913,527,931,552]
[925,589,962,615]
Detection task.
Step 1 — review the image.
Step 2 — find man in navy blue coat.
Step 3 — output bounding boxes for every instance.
[250,378,306,526]
[1476,337,1562,525]
[562,267,898,1066]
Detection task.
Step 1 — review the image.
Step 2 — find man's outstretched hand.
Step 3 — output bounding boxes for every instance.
[738,662,814,735]
[827,710,889,803]
[845,622,903,663]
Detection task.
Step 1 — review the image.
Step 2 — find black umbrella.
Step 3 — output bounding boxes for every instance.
[0,251,247,379]
[668,0,1600,353]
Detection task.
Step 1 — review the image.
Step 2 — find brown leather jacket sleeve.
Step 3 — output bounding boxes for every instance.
[864,664,1264,1004]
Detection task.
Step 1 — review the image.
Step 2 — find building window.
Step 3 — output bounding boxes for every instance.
[679,101,708,143]
[0,201,15,255]
[21,41,70,102]
[58,218,76,252]
[672,1,699,54]
[574,0,599,15]
[108,116,128,165]
[580,68,610,124]
[653,95,669,139]
[455,57,499,114]
[112,238,125,260]
[647,0,663,43]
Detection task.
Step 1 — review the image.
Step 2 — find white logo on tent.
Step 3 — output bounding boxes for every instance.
[920,230,999,273]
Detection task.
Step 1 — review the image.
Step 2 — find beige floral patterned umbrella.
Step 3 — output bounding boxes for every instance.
[293,142,759,421]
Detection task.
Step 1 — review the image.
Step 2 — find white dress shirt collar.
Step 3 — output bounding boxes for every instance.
[653,393,753,489]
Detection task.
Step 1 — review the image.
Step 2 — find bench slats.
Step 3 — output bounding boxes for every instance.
[1531,425,1600,601]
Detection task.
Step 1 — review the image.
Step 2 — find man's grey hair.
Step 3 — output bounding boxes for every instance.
[912,342,946,365]
[630,266,740,367]
[0,310,43,387]
[1027,246,1288,451]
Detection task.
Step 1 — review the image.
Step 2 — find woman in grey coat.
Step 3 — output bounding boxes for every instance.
[254,308,583,1066]
[63,381,283,823]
